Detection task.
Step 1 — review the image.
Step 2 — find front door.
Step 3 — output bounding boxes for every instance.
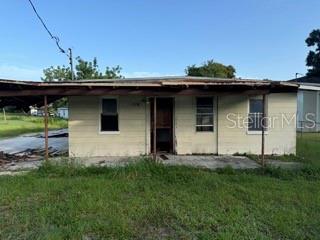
[151,98,174,153]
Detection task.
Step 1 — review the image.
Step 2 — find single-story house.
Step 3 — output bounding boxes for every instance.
[0,77,298,157]
[290,76,320,132]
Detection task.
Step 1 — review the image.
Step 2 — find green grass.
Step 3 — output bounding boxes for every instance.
[0,160,320,239]
[0,125,319,239]
[243,133,320,167]
[296,133,320,166]
[266,133,320,166]
[0,113,67,138]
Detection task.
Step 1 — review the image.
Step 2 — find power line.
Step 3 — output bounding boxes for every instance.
[27,0,75,80]
[27,0,66,54]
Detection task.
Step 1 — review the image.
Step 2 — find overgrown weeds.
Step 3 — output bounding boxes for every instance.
[35,157,320,182]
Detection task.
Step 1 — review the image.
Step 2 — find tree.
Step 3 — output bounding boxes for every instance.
[185,60,236,78]
[306,29,320,77]
[42,65,72,82]
[41,57,123,81]
[75,57,102,80]
[41,57,123,108]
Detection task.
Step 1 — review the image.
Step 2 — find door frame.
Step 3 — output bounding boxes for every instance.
[150,97,175,154]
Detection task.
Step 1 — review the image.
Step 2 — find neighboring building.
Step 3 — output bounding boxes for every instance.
[29,106,38,116]
[57,107,68,119]
[290,76,320,132]
[29,106,44,116]
[0,77,298,157]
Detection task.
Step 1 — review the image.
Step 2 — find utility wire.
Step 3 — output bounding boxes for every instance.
[27,0,66,54]
[27,0,75,80]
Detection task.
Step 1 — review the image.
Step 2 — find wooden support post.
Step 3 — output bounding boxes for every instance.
[261,94,266,167]
[153,97,157,161]
[2,108,6,123]
[216,96,219,155]
[44,95,49,161]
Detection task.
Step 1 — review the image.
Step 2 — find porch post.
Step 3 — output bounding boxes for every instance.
[261,94,266,167]
[44,95,49,161]
[153,97,157,161]
[216,96,219,155]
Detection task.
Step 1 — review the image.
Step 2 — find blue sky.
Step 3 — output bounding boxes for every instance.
[0,0,319,81]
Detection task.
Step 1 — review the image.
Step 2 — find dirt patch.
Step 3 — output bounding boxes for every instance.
[0,151,40,166]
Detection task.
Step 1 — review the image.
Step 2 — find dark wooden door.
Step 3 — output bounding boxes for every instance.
[151,98,173,153]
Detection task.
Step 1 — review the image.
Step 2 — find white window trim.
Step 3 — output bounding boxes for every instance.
[99,96,120,134]
[246,96,268,135]
[195,96,214,132]
[99,131,120,135]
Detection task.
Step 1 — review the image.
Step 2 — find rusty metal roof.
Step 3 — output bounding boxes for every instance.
[0,77,298,110]
[0,76,298,87]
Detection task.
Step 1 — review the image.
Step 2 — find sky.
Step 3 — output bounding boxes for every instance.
[0,0,319,81]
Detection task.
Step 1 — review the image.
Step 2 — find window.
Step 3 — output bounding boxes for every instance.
[196,97,214,132]
[101,99,119,132]
[248,98,265,131]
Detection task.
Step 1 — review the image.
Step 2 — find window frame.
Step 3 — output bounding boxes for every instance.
[99,97,120,134]
[195,97,214,132]
[247,96,268,135]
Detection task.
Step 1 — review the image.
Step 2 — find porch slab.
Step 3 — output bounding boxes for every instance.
[0,155,260,175]
[74,155,260,170]
[159,155,260,169]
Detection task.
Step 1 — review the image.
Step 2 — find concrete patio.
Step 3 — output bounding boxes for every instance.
[0,155,260,173]
[159,154,260,169]
[1,153,305,176]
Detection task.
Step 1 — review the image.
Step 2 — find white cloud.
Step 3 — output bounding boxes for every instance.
[0,65,42,81]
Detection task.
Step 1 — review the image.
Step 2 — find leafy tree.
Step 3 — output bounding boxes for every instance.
[42,57,123,81]
[105,66,123,79]
[42,65,72,82]
[185,60,236,78]
[75,57,102,80]
[306,29,320,77]
[41,57,123,108]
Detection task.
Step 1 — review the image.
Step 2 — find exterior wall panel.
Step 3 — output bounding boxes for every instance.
[175,96,217,154]
[69,96,150,157]
[218,93,296,155]
[69,93,297,157]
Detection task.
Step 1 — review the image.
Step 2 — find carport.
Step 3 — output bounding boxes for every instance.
[0,79,62,160]
[0,78,298,165]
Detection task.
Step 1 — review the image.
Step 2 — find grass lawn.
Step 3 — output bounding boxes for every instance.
[297,132,320,166]
[0,113,67,138]
[0,161,320,239]
[0,130,320,239]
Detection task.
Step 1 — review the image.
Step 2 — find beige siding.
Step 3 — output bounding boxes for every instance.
[218,93,297,155]
[69,96,150,157]
[69,93,297,157]
[175,96,216,154]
